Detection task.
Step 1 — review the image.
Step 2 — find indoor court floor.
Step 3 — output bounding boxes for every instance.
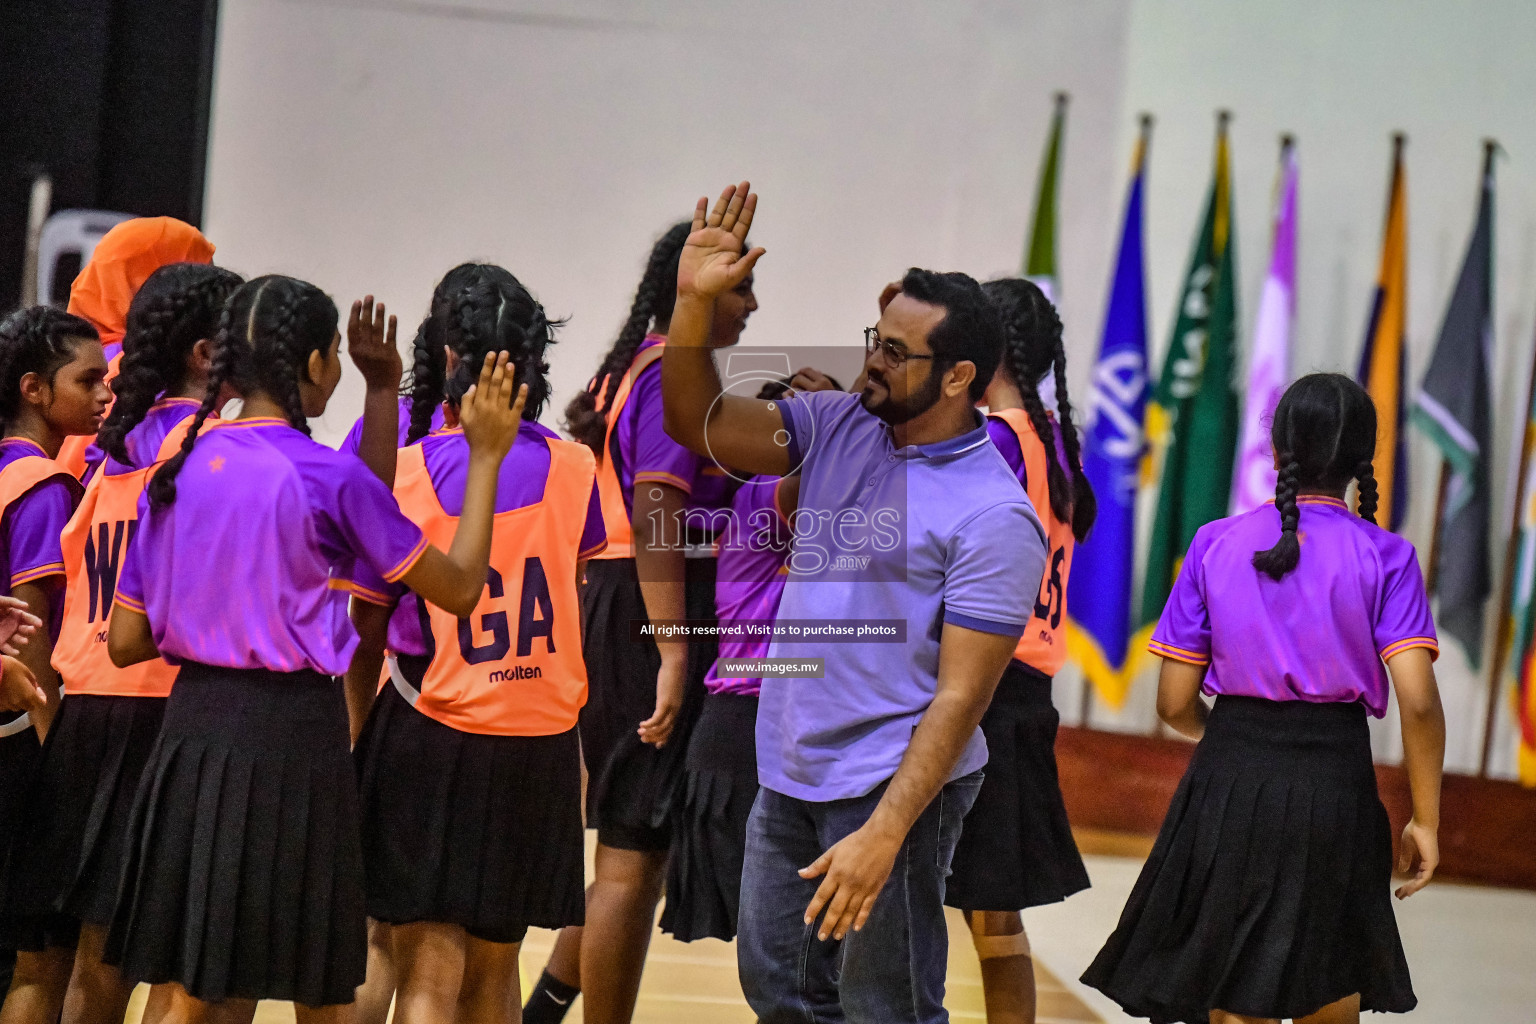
[122,831,1536,1023]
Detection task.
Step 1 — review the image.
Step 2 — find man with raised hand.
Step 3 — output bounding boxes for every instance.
[661,182,1046,1023]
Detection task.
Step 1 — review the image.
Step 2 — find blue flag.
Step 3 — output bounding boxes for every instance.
[1066,119,1152,707]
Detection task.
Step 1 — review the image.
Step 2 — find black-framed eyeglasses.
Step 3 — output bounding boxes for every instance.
[864,327,936,369]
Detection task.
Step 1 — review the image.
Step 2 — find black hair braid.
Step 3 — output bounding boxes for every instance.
[99,265,242,465]
[1017,374,1069,524]
[1253,458,1302,581]
[404,318,443,444]
[263,288,313,435]
[1355,460,1379,525]
[565,221,690,455]
[148,302,240,508]
[1052,336,1097,541]
[0,306,99,430]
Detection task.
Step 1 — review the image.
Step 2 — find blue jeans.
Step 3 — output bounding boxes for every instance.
[737,771,984,1024]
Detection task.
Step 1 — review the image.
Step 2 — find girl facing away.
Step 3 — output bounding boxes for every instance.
[944,277,1096,1024]
[345,264,601,1024]
[1,263,241,1024]
[1082,372,1445,1024]
[101,274,526,1022]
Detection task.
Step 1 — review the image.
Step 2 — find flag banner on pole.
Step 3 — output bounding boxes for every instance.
[1065,119,1151,707]
[1358,137,1410,531]
[1508,380,1536,784]
[1232,138,1297,514]
[1137,114,1241,635]
[1413,146,1495,666]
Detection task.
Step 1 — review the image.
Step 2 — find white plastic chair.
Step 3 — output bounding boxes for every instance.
[36,209,134,306]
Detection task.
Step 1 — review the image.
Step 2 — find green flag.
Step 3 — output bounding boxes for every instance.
[1138,113,1242,631]
[1024,92,1068,296]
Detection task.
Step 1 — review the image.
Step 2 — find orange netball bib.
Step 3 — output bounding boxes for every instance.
[388,437,594,736]
[53,417,192,697]
[592,342,665,559]
[992,408,1076,677]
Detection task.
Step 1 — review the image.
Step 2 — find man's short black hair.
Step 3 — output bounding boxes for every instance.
[899,268,1003,401]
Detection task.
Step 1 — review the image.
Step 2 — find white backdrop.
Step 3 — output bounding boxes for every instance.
[205,0,1536,774]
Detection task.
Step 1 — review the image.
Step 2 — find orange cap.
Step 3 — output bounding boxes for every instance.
[66,217,215,347]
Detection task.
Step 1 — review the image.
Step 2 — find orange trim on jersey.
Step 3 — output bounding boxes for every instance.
[593,342,667,559]
[217,417,292,430]
[112,592,146,614]
[633,471,692,493]
[1380,636,1440,662]
[0,438,49,457]
[389,438,596,735]
[53,414,192,697]
[1147,638,1211,666]
[772,478,793,527]
[330,578,393,606]
[381,535,430,583]
[578,540,609,560]
[989,408,1075,676]
[1263,495,1351,509]
[11,563,64,587]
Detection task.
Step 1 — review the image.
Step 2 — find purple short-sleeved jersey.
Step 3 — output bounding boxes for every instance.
[0,439,75,641]
[351,422,605,656]
[116,418,429,676]
[102,397,201,477]
[759,390,1046,802]
[613,336,733,517]
[705,475,793,697]
[1149,496,1438,717]
[339,396,446,458]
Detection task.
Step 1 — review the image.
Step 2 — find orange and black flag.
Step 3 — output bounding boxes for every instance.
[1357,135,1409,530]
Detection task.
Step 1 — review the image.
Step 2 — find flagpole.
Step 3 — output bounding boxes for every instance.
[1475,138,1512,776]
[1425,464,1451,593]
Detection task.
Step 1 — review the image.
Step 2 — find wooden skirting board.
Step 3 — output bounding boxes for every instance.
[1056,725,1536,891]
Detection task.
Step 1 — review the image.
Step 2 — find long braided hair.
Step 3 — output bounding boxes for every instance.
[96,262,244,465]
[0,307,100,431]
[1252,372,1379,581]
[148,276,339,507]
[982,277,1097,542]
[405,263,558,443]
[564,221,691,455]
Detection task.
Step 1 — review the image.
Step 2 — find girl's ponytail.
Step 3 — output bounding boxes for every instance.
[1355,460,1379,526]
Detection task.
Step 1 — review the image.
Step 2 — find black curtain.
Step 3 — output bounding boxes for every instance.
[0,0,218,309]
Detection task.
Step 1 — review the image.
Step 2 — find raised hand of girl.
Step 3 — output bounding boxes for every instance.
[677,181,766,302]
[0,595,40,657]
[458,351,527,463]
[347,295,402,392]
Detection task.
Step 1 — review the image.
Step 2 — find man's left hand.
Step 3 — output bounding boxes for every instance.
[799,822,903,941]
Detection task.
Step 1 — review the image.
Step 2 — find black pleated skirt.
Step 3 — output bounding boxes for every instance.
[660,691,758,942]
[4,694,166,935]
[0,722,76,952]
[104,663,366,1007]
[945,662,1089,912]
[355,680,585,944]
[579,556,715,852]
[1081,695,1416,1023]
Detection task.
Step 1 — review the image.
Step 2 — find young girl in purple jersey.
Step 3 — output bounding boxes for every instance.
[525,224,755,1024]
[0,307,110,1024]
[658,374,836,947]
[1083,373,1445,1024]
[101,274,526,1021]
[345,264,599,1024]
[0,264,242,1024]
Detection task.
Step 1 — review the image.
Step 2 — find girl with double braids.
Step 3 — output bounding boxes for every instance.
[101,274,527,1020]
[0,307,109,1024]
[942,277,1095,1024]
[1,264,240,1024]
[342,264,601,1024]
[1084,373,1445,1024]
[525,223,757,1024]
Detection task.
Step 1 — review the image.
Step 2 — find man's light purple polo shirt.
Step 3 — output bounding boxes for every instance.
[757,390,1046,802]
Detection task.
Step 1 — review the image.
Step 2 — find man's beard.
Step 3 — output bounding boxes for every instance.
[861,365,945,425]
